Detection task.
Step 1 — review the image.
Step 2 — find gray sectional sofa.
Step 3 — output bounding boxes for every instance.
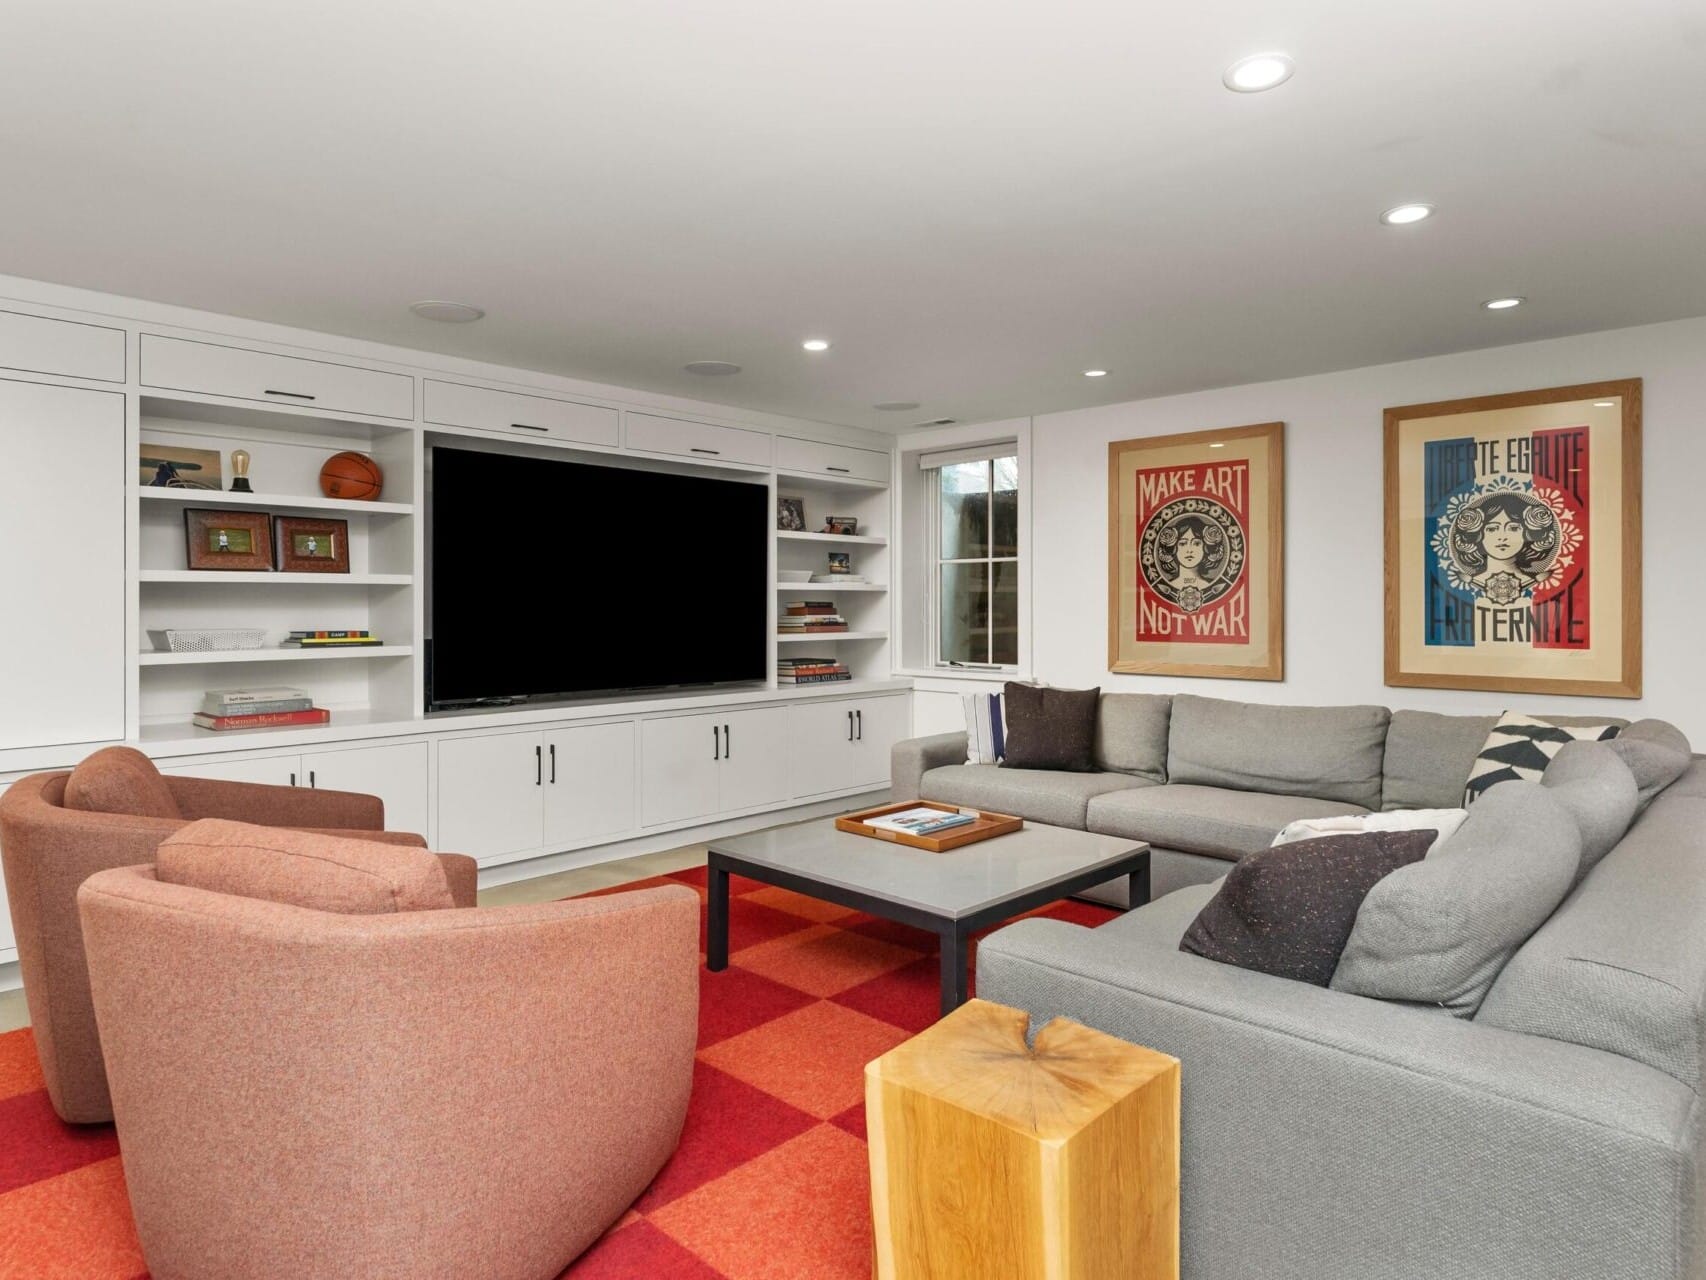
[892,692,1706,1280]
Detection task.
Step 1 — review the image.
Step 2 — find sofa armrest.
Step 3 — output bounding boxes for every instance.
[891,731,968,800]
[977,918,1699,1280]
[166,776,385,830]
[435,852,478,907]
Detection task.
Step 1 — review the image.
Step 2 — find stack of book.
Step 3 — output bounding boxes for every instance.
[809,572,867,584]
[193,686,329,731]
[777,657,851,685]
[779,602,848,635]
[281,629,384,649]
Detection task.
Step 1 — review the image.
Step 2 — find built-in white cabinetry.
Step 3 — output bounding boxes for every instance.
[625,412,773,468]
[160,740,431,835]
[437,722,638,863]
[788,694,909,798]
[640,707,790,826]
[0,781,14,962]
[140,335,414,420]
[776,436,890,484]
[0,379,126,752]
[423,379,619,448]
[0,310,126,382]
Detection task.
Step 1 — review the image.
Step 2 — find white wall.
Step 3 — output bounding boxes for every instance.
[1026,315,1706,742]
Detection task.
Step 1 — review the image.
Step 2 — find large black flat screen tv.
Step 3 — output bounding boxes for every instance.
[428,446,768,706]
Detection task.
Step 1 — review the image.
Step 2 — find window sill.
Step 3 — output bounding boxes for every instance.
[893,666,1028,684]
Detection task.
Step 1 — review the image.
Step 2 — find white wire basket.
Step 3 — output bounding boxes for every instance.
[148,628,267,653]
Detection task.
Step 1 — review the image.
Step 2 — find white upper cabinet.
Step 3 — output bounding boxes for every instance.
[0,310,126,383]
[424,379,619,448]
[140,335,414,419]
[776,436,890,484]
[624,412,773,468]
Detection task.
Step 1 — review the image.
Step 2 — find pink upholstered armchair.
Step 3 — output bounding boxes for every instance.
[0,747,474,1123]
[77,823,698,1280]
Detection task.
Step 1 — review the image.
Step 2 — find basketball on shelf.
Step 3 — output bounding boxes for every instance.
[319,451,383,500]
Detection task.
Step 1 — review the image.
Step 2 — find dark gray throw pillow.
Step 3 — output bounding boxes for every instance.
[999,682,1100,772]
[1180,829,1436,986]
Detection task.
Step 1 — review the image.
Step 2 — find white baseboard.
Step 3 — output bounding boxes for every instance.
[0,962,20,994]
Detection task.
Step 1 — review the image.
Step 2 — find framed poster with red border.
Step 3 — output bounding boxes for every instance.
[1108,422,1284,681]
[1384,379,1642,698]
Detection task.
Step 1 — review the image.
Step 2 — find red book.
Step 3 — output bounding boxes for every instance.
[191,708,330,731]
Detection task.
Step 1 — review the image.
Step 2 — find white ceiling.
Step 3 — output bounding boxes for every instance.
[3,1,1704,430]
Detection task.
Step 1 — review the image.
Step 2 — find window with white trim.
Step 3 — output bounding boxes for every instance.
[924,448,1019,668]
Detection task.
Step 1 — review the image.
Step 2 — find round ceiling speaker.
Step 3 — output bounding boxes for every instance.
[684,361,742,376]
[409,300,485,323]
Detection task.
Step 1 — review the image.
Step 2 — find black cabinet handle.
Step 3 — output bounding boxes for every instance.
[511,422,549,432]
[309,771,316,788]
[549,743,556,784]
[847,710,853,741]
[690,447,721,455]
[827,466,851,473]
[263,389,315,400]
[724,723,731,757]
[713,724,721,760]
[535,744,542,785]
[856,710,862,741]
[289,772,297,787]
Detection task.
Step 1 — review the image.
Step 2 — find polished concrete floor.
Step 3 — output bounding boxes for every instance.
[0,841,710,1035]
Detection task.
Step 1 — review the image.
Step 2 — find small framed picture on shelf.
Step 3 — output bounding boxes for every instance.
[141,443,223,490]
[183,509,273,571]
[778,496,806,531]
[827,551,852,575]
[274,516,351,573]
[821,515,859,535]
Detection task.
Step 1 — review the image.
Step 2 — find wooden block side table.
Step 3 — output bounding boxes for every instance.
[866,998,1180,1280]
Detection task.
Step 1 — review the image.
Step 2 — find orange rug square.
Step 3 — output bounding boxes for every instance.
[698,1000,910,1120]
[733,923,923,997]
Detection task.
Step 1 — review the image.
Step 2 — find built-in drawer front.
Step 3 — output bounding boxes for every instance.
[777,435,890,483]
[424,379,619,447]
[625,412,772,468]
[140,335,415,419]
[0,310,126,382]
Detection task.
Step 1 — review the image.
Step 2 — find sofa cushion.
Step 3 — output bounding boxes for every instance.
[1094,881,1219,950]
[1093,693,1172,783]
[1000,682,1098,772]
[1085,785,1369,862]
[1381,709,1632,812]
[1166,695,1388,809]
[1540,741,1638,879]
[63,746,181,820]
[1272,807,1467,855]
[920,765,1148,830]
[1477,789,1706,1089]
[1331,782,1580,1016]
[1464,712,1619,803]
[1182,829,1436,987]
[156,818,455,915]
[1606,719,1692,810]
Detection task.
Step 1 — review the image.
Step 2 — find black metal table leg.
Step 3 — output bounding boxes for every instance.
[707,858,730,971]
[1128,860,1151,909]
[939,924,969,1017]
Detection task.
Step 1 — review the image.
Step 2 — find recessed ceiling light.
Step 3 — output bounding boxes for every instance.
[1481,297,1525,310]
[1593,400,1616,407]
[1083,369,1108,378]
[683,360,741,376]
[801,339,831,352]
[874,401,921,412]
[409,300,485,323]
[1222,52,1295,93]
[1380,203,1435,226]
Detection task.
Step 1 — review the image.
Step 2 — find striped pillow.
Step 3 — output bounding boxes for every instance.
[1464,712,1619,804]
[963,692,1006,765]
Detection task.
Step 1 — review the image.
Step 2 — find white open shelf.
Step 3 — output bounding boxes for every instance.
[777,530,887,547]
[139,646,414,666]
[137,486,413,516]
[775,582,887,592]
[138,570,413,586]
[777,631,889,643]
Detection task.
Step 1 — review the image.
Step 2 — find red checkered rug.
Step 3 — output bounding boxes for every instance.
[0,864,1114,1279]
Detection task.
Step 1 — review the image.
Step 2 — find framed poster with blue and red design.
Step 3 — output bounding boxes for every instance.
[1384,379,1641,697]
[1108,421,1284,681]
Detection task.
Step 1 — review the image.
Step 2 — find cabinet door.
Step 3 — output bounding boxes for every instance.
[0,782,14,959]
[716,707,792,812]
[302,741,430,837]
[424,380,619,448]
[624,412,773,468]
[0,310,125,382]
[640,715,722,826]
[159,754,301,786]
[543,722,636,846]
[849,696,909,790]
[139,335,414,419]
[787,699,860,799]
[776,436,890,483]
[0,380,126,751]
[435,732,545,861]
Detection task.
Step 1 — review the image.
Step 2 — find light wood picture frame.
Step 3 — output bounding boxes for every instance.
[1383,378,1642,698]
[1108,422,1284,681]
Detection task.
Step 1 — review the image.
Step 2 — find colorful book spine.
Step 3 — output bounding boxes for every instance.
[287,630,372,639]
[199,698,315,717]
[191,708,330,731]
[281,638,384,647]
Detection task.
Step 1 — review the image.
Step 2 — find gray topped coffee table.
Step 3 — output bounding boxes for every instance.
[706,819,1149,1016]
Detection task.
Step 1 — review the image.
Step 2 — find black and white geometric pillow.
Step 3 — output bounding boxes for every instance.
[1464,712,1620,804]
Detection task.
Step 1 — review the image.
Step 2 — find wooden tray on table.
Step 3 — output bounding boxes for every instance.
[835,800,1024,853]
